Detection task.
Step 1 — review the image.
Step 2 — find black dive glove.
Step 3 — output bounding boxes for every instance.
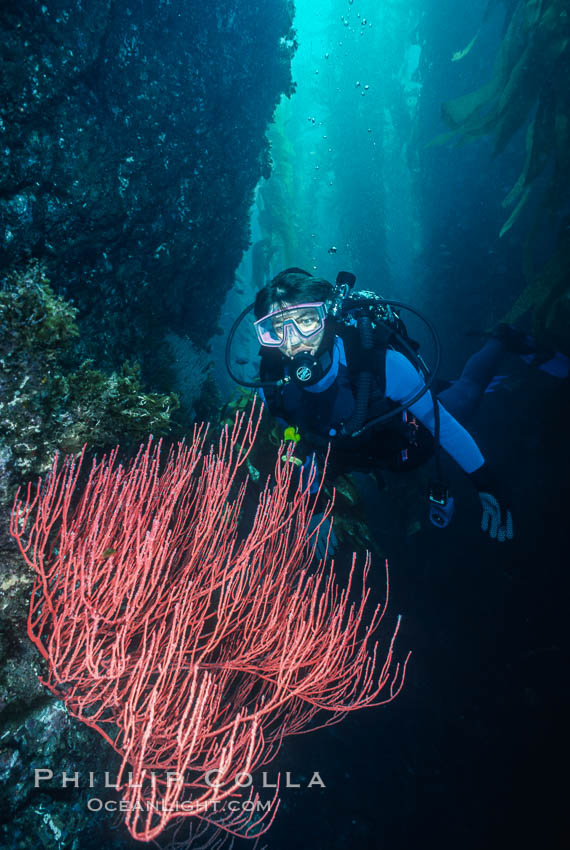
[469,463,514,543]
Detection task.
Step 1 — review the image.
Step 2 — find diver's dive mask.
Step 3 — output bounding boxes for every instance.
[253,302,327,348]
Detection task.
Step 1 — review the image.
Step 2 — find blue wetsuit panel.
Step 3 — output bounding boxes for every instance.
[384,349,484,474]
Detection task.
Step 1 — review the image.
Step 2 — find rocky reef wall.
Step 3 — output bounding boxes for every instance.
[0,0,296,368]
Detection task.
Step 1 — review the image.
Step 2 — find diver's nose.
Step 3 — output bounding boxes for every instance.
[283,323,302,348]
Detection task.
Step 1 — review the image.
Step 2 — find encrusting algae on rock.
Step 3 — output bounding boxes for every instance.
[0,260,179,493]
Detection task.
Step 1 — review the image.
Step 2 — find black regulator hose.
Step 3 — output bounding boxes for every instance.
[224,301,286,389]
[341,315,374,436]
[342,297,441,379]
[344,299,441,437]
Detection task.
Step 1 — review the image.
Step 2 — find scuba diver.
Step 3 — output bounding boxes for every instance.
[225,267,567,544]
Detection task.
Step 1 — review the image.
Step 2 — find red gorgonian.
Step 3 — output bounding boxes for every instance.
[10,400,409,847]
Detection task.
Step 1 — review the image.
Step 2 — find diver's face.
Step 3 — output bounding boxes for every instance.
[270,302,326,359]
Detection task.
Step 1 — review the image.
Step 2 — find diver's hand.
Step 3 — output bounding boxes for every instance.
[307,512,338,561]
[478,492,514,542]
[469,462,514,542]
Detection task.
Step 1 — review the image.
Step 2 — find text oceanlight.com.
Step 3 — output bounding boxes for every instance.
[87,798,274,814]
